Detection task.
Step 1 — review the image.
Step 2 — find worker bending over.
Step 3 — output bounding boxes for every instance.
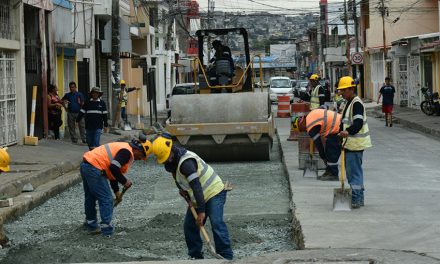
[337,76,372,209]
[152,135,233,260]
[80,138,152,236]
[294,108,342,181]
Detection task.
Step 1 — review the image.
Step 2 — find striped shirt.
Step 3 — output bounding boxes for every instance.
[76,99,109,130]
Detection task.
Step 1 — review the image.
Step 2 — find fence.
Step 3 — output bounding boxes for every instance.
[0,50,17,146]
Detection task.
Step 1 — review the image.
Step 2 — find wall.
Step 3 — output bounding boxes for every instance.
[366,0,439,48]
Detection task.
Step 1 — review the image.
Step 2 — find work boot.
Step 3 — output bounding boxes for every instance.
[351,203,361,209]
[319,173,338,181]
[317,171,331,180]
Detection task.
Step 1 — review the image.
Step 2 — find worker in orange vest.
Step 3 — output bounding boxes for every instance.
[80,138,152,236]
[293,107,342,181]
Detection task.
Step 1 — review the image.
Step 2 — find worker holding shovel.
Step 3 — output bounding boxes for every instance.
[151,135,233,260]
[293,107,342,181]
[336,76,372,209]
[80,138,152,236]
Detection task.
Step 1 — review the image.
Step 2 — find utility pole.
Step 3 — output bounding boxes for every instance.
[380,0,388,79]
[344,0,351,75]
[353,0,362,96]
[111,0,121,128]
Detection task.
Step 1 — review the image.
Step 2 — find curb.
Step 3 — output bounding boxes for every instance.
[369,108,440,139]
[275,129,305,250]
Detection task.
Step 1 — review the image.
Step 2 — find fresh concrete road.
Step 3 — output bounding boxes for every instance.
[278,115,440,260]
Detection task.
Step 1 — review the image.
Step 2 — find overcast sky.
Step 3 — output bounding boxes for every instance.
[197,0,338,14]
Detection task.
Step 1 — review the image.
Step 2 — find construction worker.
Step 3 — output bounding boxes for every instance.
[337,76,372,209]
[309,74,325,110]
[80,138,152,236]
[119,80,139,124]
[0,147,10,174]
[293,108,342,181]
[151,135,233,260]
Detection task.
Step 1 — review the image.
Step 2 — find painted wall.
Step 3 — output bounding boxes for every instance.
[366,0,439,48]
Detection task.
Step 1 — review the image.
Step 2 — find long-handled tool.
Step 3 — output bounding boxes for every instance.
[333,148,352,211]
[303,138,319,178]
[113,187,129,208]
[188,206,224,259]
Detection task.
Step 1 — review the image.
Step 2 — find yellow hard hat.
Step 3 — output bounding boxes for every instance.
[337,76,356,90]
[120,79,126,85]
[291,116,305,132]
[142,140,153,157]
[152,136,173,164]
[0,147,10,172]
[309,74,319,81]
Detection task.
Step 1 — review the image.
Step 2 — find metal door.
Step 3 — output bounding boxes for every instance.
[398,57,408,106]
[0,50,17,146]
[408,55,421,108]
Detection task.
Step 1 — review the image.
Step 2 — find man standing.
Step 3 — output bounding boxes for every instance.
[294,108,342,181]
[152,135,233,260]
[337,76,372,209]
[119,80,139,124]
[62,81,86,144]
[76,87,108,150]
[0,147,10,174]
[377,77,396,127]
[309,74,325,110]
[80,138,152,236]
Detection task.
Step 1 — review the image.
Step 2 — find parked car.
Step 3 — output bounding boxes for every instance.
[269,76,294,103]
[295,80,309,97]
[166,83,199,118]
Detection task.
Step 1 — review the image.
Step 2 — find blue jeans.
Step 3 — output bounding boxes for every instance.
[80,162,114,236]
[121,107,127,122]
[86,129,102,150]
[325,134,341,176]
[345,151,364,204]
[184,190,233,260]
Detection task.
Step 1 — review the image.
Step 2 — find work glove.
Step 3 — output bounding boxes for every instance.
[179,189,191,203]
[123,180,132,189]
[196,212,206,227]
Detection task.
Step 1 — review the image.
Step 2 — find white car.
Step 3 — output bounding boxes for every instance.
[269,77,294,103]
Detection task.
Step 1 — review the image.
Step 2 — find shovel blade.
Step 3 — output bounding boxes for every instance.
[303,159,318,178]
[333,188,351,211]
[123,122,132,131]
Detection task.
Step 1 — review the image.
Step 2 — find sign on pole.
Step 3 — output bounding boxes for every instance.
[351,52,363,64]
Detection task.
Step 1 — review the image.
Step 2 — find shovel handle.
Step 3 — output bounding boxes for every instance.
[189,206,211,243]
[309,139,314,157]
[340,149,345,190]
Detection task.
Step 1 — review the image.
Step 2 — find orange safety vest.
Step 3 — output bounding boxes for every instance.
[83,142,134,181]
[306,109,341,137]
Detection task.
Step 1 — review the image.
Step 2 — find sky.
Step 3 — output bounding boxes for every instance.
[197,0,339,15]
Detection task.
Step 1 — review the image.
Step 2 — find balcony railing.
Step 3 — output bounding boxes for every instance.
[0,0,17,41]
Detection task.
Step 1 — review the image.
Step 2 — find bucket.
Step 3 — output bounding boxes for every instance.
[277,95,290,118]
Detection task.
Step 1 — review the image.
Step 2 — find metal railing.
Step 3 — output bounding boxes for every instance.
[0,50,17,146]
[0,0,17,41]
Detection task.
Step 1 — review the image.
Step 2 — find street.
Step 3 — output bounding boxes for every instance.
[0,136,294,263]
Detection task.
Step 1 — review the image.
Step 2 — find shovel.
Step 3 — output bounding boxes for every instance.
[303,139,318,178]
[113,187,129,208]
[333,148,352,211]
[182,197,224,260]
[123,121,132,131]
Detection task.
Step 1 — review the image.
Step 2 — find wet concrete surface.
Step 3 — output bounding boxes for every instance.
[0,139,294,263]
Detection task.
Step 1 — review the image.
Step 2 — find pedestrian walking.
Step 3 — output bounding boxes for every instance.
[337,76,372,209]
[80,138,152,236]
[0,147,10,174]
[151,135,233,260]
[293,108,342,181]
[377,77,396,127]
[309,74,325,110]
[76,87,108,150]
[62,81,86,143]
[119,80,139,124]
[47,84,63,140]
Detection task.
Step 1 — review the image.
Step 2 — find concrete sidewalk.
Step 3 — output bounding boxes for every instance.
[367,102,440,138]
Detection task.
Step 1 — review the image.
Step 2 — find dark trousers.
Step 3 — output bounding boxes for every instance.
[48,112,62,139]
[325,134,342,176]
